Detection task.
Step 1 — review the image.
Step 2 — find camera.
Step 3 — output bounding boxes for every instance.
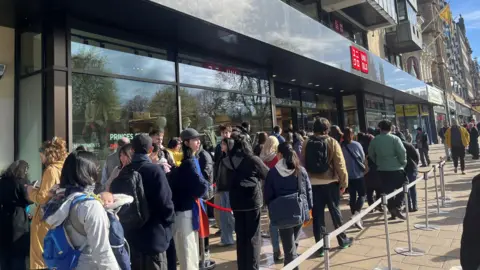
[0,64,6,80]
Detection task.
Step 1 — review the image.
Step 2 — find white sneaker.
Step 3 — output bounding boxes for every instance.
[352,212,364,230]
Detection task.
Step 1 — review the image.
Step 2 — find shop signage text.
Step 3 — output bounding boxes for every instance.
[447,99,456,110]
[334,20,344,34]
[350,46,368,74]
[203,63,239,75]
[426,85,444,106]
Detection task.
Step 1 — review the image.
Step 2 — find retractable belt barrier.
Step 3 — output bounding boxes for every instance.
[283,160,447,270]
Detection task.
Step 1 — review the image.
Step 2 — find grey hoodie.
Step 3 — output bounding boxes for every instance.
[45,193,132,270]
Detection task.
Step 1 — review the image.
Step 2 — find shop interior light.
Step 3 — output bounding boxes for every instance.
[329,87,334,90]
[340,89,345,92]
[315,84,319,87]
[272,74,277,77]
[308,82,313,85]
[291,79,296,82]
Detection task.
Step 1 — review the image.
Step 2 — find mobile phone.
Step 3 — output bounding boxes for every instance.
[32,181,40,188]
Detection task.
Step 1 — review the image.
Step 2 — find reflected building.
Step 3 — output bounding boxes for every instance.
[0,0,456,177]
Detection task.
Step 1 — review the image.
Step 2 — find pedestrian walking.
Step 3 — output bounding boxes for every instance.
[341,127,366,229]
[302,117,353,257]
[368,120,407,220]
[264,142,313,269]
[171,129,209,270]
[438,122,451,161]
[0,160,30,270]
[416,127,430,167]
[445,119,470,174]
[26,137,67,269]
[468,124,479,160]
[223,132,269,270]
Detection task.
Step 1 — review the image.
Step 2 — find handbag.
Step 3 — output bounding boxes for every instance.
[268,170,309,229]
[343,143,366,172]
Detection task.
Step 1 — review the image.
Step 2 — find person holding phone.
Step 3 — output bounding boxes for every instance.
[26,137,67,269]
[0,160,30,270]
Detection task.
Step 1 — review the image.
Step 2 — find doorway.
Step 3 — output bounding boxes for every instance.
[276,106,300,132]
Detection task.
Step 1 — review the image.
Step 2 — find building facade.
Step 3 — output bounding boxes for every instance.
[0,0,468,178]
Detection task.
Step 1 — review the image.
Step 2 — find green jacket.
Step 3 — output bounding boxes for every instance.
[368,133,407,172]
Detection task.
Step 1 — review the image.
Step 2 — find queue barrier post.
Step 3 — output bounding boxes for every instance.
[414,171,439,231]
[395,183,425,257]
[323,234,331,270]
[381,195,394,270]
[433,165,448,215]
[438,161,452,204]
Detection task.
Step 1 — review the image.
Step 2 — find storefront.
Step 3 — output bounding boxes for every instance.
[10,0,438,179]
[456,102,472,124]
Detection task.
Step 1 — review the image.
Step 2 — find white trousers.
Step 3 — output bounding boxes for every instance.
[174,210,199,270]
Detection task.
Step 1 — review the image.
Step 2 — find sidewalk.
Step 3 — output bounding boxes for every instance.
[206,144,475,269]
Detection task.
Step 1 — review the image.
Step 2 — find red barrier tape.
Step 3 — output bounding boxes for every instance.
[204,200,232,212]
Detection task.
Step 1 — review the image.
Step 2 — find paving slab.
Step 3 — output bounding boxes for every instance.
[205,144,473,269]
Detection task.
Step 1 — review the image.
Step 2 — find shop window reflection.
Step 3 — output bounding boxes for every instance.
[178,55,269,95]
[72,73,177,160]
[180,87,272,151]
[71,32,175,82]
[343,95,359,132]
[301,91,337,131]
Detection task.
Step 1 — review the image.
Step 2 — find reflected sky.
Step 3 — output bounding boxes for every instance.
[151,0,430,101]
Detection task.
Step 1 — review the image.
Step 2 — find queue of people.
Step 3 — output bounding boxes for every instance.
[1,116,479,270]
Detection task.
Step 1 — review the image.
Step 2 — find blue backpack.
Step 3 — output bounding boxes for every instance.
[43,194,131,270]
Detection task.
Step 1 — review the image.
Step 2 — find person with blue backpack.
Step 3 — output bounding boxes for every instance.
[41,150,120,270]
[264,142,313,269]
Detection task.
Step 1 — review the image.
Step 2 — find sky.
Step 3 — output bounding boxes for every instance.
[451,0,480,57]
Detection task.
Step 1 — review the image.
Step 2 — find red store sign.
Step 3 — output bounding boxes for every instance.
[350,46,368,74]
[203,63,240,75]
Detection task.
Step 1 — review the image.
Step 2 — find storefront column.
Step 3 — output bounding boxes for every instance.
[335,93,344,129]
[356,91,366,132]
[43,14,69,144]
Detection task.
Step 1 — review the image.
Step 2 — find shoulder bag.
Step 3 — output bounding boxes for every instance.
[268,170,309,229]
[343,143,366,172]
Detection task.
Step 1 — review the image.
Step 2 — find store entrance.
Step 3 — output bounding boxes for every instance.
[276,106,300,132]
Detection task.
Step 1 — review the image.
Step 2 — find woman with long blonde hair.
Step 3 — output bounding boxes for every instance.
[259,136,280,169]
[26,137,67,269]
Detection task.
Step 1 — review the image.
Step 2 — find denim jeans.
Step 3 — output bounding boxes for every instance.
[270,223,281,253]
[407,171,418,209]
[219,192,235,245]
[348,177,366,214]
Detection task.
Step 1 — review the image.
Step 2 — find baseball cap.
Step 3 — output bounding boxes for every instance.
[180,128,201,141]
[132,134,153,154]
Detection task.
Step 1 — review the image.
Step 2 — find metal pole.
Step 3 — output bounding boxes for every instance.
[324,234,330,270]
[415,172,439,231]
[382,195,393,270]
[433,166,441,214]
[199,235,206,269]
[439,163,446,207]
[395,183,425,256]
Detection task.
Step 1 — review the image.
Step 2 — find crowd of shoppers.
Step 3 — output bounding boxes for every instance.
[2,115,480,270]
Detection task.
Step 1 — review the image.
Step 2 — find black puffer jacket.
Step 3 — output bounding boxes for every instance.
[196,147,214,200]
[222,153,269,211]
[461,175,480,270]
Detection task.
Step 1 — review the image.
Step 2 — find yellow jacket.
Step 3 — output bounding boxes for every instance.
[167,149,183,167]
[301,135,349,188]
[29,161,64,269]
[445,126,470,148]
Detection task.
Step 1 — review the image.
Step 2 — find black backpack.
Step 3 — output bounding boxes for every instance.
[109,165,150,232]
[305,136,329,174]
